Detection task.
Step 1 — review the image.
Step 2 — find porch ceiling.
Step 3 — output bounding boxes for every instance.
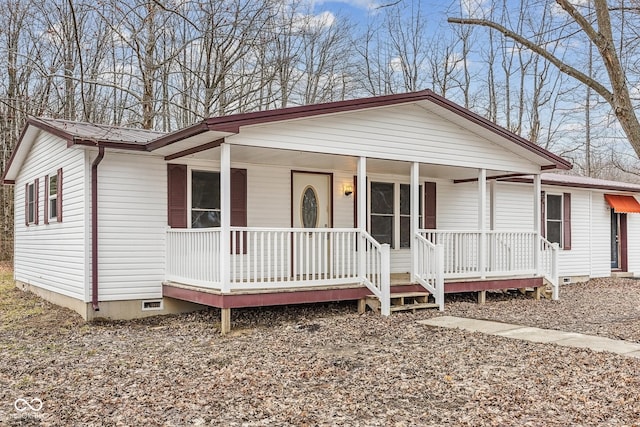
[174,144,517,181]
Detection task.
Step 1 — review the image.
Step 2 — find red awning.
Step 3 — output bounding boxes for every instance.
[604,194,640,213]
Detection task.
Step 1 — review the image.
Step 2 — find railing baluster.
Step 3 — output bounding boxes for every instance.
[167,228,399,293]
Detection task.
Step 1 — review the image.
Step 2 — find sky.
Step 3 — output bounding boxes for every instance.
[302,0,637,174]
[311,0,453,21]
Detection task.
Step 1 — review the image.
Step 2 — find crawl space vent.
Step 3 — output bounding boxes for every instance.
[142,300,163,311]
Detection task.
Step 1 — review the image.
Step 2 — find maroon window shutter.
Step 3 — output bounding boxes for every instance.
[563,192,571,250]
[167,164,187,228]
[34,178,39,225]
[540,191,546,238]
[44,175,49,225]
[57,168,63,223]
[24,183,29,226]
[424,182,437,229]
[230,168,247,254]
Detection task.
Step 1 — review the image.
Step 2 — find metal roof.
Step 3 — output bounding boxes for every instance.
[503,173,640,193]
[33,117,165,146]
[541,173,640,192]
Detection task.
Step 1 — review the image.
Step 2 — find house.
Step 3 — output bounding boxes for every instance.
[497,173,640,281]
[5,90,637,333]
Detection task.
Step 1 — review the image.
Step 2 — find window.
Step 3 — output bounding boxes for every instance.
[191,171,220,228]
[169,165,247,230]
[546,194,562,245]
[27,182,36,224]
[370,181,423,249]
[543,192,571,250]
[370,182,394,245]
[48,174,58,220]
[400,184,422,248]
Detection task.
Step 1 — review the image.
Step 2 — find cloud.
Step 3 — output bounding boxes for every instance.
[293,10,337,31]
[458,0,490,19]
[311,0,380,11]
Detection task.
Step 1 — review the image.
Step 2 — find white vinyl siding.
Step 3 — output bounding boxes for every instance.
[627,212,640,276]
[91,151,166,301]
[14,133,86,300]
[228,104,541,174]
[437,180,486,230]
[555,190,591,277]
[493,182,534,231]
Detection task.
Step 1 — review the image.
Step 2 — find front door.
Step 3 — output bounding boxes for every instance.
[291,172,333,278]
[292,172,333,229]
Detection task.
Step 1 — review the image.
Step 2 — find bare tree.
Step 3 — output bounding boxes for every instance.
[449,0,640,159]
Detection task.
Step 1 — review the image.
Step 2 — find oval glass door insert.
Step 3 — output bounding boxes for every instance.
[301,186,319,228]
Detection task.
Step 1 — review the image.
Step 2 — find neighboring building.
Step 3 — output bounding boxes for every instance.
[4,90,638,332]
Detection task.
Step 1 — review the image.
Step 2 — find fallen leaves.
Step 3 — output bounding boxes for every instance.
[1,278,640,425]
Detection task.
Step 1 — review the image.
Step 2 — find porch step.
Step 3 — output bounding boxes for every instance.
[519,286,552,300]
[612,271,634,278]
[359,292,439,314]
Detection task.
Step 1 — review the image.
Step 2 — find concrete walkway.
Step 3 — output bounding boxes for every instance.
[418,316,640,359]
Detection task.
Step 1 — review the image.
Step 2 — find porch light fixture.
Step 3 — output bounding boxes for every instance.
[343,184,353,197]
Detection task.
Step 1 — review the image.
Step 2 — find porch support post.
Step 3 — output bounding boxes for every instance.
[489,180,497,272]
[533,174,542,276]
[357,156,367,279]
[410,162,420,282]
[489,180,497,231]
[478,168,487,279]
[220,143,231,293]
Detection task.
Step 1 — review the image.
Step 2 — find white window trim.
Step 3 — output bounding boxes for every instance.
[368,179,424,250]
[48,174,58,221]
[545,193,563,247]
[27,182,36,224]
[187,166,221,229]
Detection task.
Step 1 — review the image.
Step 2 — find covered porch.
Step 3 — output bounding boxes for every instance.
[161,143,560,332]
[147,91,570,332]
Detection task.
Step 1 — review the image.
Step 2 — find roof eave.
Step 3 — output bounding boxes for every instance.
[422,92,572,171]
[502,176,640,193]
[72,138,147,151]
[146,122,210,151]
[2,119,44,184]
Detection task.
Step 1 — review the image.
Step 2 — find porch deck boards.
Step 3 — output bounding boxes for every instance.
[162,274,544,309]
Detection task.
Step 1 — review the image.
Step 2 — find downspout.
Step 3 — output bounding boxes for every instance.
[91,146,105,311]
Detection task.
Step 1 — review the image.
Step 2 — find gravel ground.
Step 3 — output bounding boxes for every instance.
[1,274,640,426]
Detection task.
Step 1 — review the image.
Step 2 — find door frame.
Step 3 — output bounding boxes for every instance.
[611,209,628,272]
[290,170,334,228]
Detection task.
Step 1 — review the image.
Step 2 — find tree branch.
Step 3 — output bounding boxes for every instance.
[447,16,614,103]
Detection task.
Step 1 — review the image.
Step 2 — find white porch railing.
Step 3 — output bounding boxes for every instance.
[414,234,444,310]
[540,237,560,300]
[228,227,361,288]
[166,228,222,287]
[360,231,391,316]
[419,230,559,296]
[166,227,391,315]
[166,227,558,313]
